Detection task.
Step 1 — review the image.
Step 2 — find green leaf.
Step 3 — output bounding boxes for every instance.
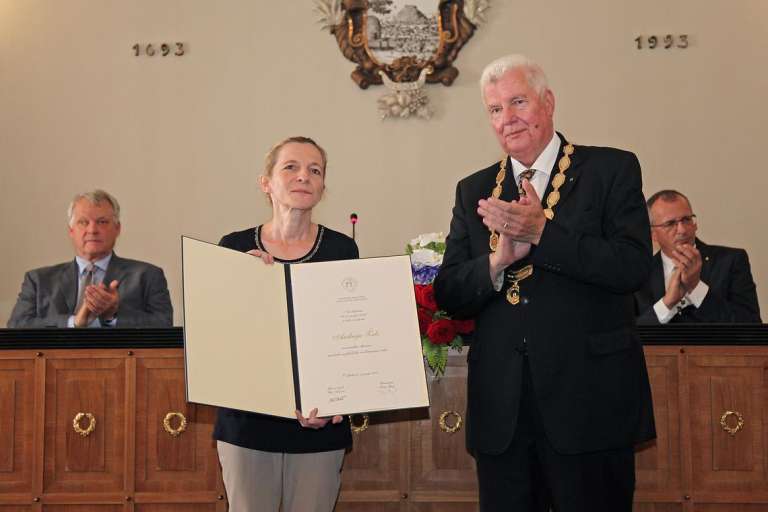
[422,337,449,377]
[433,309,450,320]
[423,241,446,254]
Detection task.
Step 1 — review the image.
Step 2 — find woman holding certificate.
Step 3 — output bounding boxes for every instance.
[213,136,359,512]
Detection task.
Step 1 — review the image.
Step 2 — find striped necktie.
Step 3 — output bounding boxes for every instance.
[75,264,95,311]
[517,169,536,197]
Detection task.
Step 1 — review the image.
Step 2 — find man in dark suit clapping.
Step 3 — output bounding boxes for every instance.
[434,54,656,511]
[635,189,761,324]
[8,189,172,328]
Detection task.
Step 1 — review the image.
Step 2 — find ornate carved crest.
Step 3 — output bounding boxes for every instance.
[317,0,487,90]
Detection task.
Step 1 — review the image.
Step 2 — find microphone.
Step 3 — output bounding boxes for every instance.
[350,213,358,240]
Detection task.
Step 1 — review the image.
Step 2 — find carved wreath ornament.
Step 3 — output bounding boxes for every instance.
[315,0,490,120]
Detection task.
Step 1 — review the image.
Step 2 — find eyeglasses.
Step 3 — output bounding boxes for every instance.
[651,214,697,230]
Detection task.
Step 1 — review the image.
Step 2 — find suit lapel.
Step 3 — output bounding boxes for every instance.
[501,156,520,203]
[62,260,78,313]
[104,253,125,287]
[650,253,665,301]
[696,238,713,283]
[539,133,582,211]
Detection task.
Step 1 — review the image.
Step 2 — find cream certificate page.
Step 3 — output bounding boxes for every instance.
[182,237,297,418]
[289,255,429,417]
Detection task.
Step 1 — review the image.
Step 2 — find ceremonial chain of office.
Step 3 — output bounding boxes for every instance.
[488,143,575,305]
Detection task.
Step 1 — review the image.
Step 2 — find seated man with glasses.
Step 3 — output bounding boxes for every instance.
[635,189,761,324]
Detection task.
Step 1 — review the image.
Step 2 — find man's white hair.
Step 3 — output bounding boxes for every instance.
[67,189,121,226]
[479,54,550,99]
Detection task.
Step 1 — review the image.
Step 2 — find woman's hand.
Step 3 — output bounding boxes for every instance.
[246,249,275,265]
[295,408,343,429]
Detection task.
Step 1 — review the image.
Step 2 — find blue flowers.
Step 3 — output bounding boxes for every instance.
[412,263,439,285]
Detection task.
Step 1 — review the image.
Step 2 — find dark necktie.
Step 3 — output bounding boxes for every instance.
[518,169,536,197]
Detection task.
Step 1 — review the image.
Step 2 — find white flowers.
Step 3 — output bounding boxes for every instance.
[407,232,446,267]
[410,232,445,247]
[410,248,443,266]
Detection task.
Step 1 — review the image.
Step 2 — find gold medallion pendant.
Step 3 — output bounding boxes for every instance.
[506,282,521,305]
[489,232,500,251]
[506,264,533,305]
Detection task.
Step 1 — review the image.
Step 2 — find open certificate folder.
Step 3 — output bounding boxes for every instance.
[181,237,429,418]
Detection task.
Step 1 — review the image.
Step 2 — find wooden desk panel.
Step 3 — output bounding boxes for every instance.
[134,357,219,495]
[0,359,35,495]
[0,336,226,512]
[43,357,126,494]
[687,349,768,500]
[635,350,683,498]
[2,326,768,512]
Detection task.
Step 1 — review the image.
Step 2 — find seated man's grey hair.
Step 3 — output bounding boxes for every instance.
[67,189,121,226]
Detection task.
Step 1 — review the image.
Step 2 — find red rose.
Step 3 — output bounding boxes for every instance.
[426,319,456,345]
[452,319,475,334]
[414,284,437,312]
[417,308,432,335]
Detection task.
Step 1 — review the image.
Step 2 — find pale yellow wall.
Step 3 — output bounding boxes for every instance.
[1,0,766,325]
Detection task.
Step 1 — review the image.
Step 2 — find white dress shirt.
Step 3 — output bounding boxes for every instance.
[652,250,710,323]
[508,132,560,201]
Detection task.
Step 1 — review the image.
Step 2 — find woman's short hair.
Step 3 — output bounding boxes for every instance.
[263,136,328,177]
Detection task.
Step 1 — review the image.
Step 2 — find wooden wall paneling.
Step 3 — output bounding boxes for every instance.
[133,356,218,498]
[33,355,46,509]
[41,506,124,512]
[5,328,768,511]
[124,352,136,508]
[409,354,477,505]
[336,503,402,512]
[0,357,35,496]
[408,503,479,512]
[133,505,217,512]
[676,347,694,512]
[688,349,768,501]
[42,355,126,495]
[632,504,684,512]
[694,506,768,511]
[338,409,415,508]
[636,347,684,504]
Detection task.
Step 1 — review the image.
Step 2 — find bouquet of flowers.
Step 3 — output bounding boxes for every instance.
[407,232,474,377]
